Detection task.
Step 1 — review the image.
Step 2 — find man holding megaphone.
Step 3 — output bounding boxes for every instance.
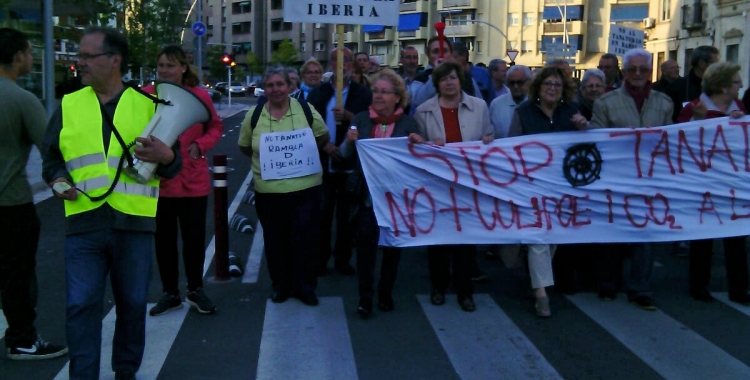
[41,27,182,380]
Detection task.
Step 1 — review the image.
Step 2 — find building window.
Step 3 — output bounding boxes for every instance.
[661,0,670,20]
[231,21,251,35]
[727,44,739,63]
[315,41,326,51]
[271,18,293,32]
[521,41,533,53]
[656,51,665,78]
[232,1,251,14]
[301,23,306,34]
[523,13,535,26]
[508,13,519,26]
[477,41,482,54]
[301,41,306,52]
[271,0,283,10]
[542,6,584,22]
[315,23,324,29]
[610,4,649,22]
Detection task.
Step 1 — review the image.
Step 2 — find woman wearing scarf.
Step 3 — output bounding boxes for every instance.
[294,58,324,100]
[340,69,423,318]
[677,61,750,305]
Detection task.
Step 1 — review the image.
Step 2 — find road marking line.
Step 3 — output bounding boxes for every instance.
[567,293,750,379]
[712,292,750,317]
[53,303,188,380]
[203,169,253,277]
[242,222,263,283]
[418,294,562,380]
[257,297,357,380]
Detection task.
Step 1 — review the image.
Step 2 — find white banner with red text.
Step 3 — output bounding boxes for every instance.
[356,117,750,247]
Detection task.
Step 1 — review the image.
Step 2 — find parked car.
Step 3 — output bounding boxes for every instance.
[248,82,257,94]
[254,84,265,97]
[214,82,228,94]
[201,84,222,102]
[227,81,247,96]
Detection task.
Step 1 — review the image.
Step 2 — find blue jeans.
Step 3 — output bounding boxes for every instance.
[65,229,153,379]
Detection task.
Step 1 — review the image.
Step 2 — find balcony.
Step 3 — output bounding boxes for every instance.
[332,31,355,43]
[443,23,476,37]
[543,50,583,64]
[365,28,395,42]
[681,2,706,31]
[439,0,478,10]
[371,53,397,68]
[398,27,430,40]
[400,0,430,13]
[543,21,585,35]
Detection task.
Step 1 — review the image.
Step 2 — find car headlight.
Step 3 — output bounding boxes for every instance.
[242,87,246,91]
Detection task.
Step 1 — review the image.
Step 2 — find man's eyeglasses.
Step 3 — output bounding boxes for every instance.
[372,89,396,95]
[625,66,650,74]
[507,79,527,86]
[78,52,112,60]
[541,81,563,88]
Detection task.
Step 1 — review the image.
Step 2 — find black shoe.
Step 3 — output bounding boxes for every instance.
[357,298,373,319]
[729,292,750,305]
[186,288,216,314]
[377,297,395,312]
[296,292,319,306]
[149,293,182,316]
[690,289,715,302]
[430,290,445,306]
[598,290,616,301]
[459,297,476,312]
[115,370,136,380]
[271,290,290,303]
[335,263,356,276]
[630,295,658,311]
[6,336,68,360]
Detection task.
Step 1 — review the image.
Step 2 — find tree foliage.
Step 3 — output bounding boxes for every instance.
[245,52,264,77]
[207,45,229,83]
[270,40,299,67]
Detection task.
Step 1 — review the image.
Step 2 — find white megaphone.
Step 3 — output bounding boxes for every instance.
[124,81,211,184]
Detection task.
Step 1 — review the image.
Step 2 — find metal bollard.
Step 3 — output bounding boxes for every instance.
[213,154,230,281]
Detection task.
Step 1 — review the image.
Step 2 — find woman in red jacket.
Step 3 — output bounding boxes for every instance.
[145,45,224,316]
[676,61,750,305]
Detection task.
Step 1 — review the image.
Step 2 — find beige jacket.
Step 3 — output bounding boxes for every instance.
[414,92,493,142]
[590,86,673,128]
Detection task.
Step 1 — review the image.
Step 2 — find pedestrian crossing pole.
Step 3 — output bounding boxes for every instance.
[213,154,230,281]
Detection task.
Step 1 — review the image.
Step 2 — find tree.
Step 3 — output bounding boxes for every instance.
[245,52,264,78]
[270,40,299,67]
[207,45,229,83]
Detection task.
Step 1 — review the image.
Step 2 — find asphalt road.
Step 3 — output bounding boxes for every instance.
[2,104,750,380]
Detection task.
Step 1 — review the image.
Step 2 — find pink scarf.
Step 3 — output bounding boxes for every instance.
[369,107,403,138]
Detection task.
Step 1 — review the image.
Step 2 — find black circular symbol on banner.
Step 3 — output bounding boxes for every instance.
[563,143,602,187]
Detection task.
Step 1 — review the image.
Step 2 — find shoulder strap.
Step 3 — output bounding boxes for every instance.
[296,97,314,127]
[250,97,267,130]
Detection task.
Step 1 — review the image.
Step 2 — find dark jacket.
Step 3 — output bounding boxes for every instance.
[510,100,580,136]
[307,80,372,172]
[344,111,420,205]
[651,76,676,94]
[666,70,702,122]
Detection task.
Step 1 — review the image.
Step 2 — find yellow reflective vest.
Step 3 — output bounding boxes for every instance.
[60,87,160,217]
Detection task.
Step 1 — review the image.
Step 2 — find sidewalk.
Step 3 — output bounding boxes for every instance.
[26,102,250,196]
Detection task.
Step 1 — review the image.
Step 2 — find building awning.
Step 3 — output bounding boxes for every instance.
[239,1,250,5]
[610,4,649,22]
[232,22,241,26]
[397,13,425,32]
[542,6,583,21]
[541,35,583,52]
[363,24,384,33]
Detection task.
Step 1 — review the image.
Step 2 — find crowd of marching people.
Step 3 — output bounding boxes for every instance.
[3,24,750,379]
[239,37,750,320]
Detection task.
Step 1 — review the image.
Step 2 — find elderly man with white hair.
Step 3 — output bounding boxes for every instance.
[589,48,673,311]
[488,65,531,138]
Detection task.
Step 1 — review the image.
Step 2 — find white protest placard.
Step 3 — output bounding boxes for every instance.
[608,25,645,56]
[356,117,750,247]
[284,0,400,26]
[258,128,322,180]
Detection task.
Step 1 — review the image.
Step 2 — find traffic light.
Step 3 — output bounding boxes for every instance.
[222,53,231,66]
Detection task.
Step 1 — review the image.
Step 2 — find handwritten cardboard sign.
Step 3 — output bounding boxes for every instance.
[259,128,322,180]
[357,117,750,247]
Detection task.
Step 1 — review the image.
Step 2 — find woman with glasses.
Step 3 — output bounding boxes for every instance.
[145,45,224,316]
[414,62,494,312]
[340,69,423,318]
[675,62,750,305]
[508,66,587,318]
[295,58,324,100]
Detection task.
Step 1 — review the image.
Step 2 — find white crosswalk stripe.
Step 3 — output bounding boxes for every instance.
[712,292,750,317]
[567,293,750,379]
[52,303,188,380]
[257,297,358,380]
[418,293,562,380]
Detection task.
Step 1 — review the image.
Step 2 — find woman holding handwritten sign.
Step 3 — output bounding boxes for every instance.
[414,62,494,312]
[340,69,423,318]
[508,66,587,317]
[238,67,330,306]
[677,62,750,304]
